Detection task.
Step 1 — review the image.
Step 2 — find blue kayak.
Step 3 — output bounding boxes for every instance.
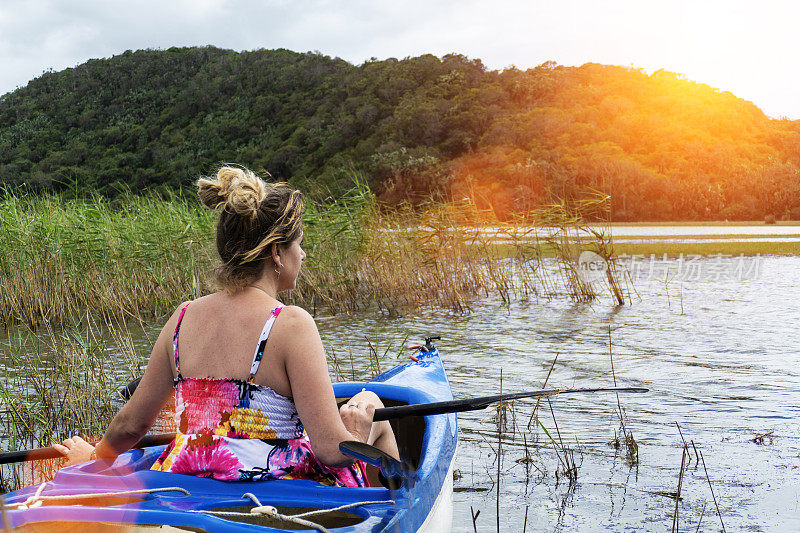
[4,344,457,532]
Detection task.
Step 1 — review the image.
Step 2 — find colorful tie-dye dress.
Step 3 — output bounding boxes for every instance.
[151,304,369,487]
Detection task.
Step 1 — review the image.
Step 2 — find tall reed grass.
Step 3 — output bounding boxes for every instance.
[0,184,626,325]
[0,319,148,490]
[293,189,629,315]
[0,192,216,326]
[0,182,628,492]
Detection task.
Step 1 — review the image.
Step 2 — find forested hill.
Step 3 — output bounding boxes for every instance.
[1,46,799,220]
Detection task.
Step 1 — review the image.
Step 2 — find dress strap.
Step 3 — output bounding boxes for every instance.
[173,303,190,377]
[248,306,284,382]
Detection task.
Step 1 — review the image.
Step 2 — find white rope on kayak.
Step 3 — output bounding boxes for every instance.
[198,506,332,533]
[283,499,397,519]
[243,492,396,518]
[189,492,396,533]
[12,484,395,532]
[12,483,190,510]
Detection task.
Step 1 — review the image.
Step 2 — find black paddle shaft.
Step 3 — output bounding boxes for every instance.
[119,376,647,422]
[0,387,647,464]
[371,387,649,421]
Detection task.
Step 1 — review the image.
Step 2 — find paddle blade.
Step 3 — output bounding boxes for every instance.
[339,441,410,489]
[119,377,141,400]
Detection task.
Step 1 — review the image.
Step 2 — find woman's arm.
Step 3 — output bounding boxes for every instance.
[56,305,184,464]
[276,306,373,467]
[98,311,178,455]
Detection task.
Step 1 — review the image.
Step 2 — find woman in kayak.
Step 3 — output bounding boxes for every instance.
[55,165,398,487]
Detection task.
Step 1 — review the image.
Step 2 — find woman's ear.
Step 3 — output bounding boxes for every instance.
[270,243,283,270]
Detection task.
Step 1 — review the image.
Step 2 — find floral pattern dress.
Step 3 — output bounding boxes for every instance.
[150,304,369,487]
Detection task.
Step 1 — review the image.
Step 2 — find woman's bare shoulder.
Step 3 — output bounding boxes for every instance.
[160,300,192,333]
[277,305,314,322]
[273,306,321,347]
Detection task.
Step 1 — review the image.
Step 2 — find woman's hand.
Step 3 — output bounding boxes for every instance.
[53,436,95,465]
[339,390,382,443]
[339,396,376,443]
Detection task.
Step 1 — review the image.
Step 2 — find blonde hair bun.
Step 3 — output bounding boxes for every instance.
[196,164,305,293]
[197,166,268,219]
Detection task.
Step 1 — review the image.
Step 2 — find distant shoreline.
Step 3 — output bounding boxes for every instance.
[603,221,800,226]
[610,240,800,256]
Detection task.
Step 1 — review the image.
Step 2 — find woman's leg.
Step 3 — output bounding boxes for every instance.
[344,390,400,487]
[346,390,399,459]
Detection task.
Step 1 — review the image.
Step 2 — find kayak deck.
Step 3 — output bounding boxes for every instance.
[5,347,457,532]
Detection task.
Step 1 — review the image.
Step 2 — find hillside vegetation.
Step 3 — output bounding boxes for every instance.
[1,46,799,220]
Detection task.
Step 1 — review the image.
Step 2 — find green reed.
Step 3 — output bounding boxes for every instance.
[0,318,143,490]
[0,182,627,326]
[0,191,216,326]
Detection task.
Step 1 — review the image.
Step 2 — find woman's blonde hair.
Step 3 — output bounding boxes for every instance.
[197,165,304,292]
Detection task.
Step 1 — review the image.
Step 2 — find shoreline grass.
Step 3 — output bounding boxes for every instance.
[601,221,800,227]
[485,240,800,257]
[584,234,800,240]
[0,188,630,325]
[610,240,800,257]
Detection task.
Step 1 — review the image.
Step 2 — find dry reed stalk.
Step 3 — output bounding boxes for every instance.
[0,316,146,491]
[546,398,579,484]
[699,450,726,532]
[364,338,384,377]
[695,502,706,532]
[675,422,692,465]
[671,425,693,532]
[470,506,480,533]
[523,505,529,533]
[608,325,638,464]
[322,337,346,382]
[496,369,502,533]
[752,431,773,444]
[527,352,559,432]
[672,448,687,533]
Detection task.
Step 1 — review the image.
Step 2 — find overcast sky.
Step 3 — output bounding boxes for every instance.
[1,0,797,119]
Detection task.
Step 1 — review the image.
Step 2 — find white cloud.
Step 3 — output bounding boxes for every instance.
[0,0,798,118]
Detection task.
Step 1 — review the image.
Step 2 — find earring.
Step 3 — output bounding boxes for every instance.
[274,267,281,278]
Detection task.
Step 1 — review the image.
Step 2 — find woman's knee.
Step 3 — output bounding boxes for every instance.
[349,390,384,408]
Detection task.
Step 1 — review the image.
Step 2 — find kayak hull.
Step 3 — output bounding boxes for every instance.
[4,346,457,532]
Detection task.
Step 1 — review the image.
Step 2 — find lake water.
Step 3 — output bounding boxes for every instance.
[3,252,800,531]
[316,254,800,531]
